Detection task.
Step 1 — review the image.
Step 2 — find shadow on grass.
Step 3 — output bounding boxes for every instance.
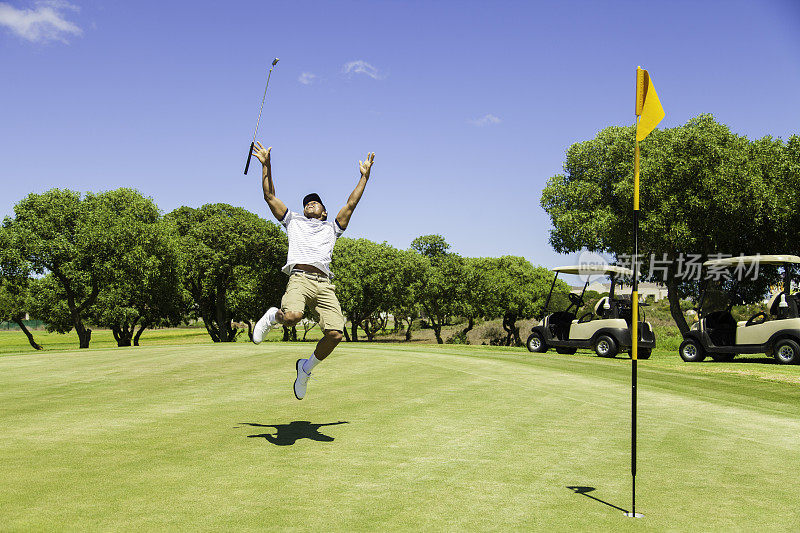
[566,486,627,513]
[701,357,775,364]
[238,421,349,446]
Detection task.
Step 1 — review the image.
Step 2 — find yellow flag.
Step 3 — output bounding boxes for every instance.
[635,67,664,141]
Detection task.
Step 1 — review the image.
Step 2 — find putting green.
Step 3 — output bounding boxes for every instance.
[1,344,799,530]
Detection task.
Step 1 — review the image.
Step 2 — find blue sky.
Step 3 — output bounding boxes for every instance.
[2,0,799,270]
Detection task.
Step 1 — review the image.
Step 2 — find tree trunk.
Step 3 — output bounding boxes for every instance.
[351,321,359,342]
[50,268,98,349]
[76,324,92,349]
[73,308,93,348]
[113,321,133,347]
[461,317,475,337]
[343,324,351,342]
[404,318,413,341]
[371,314,388,335]
[12,316,42,350]
[502,312,519,346]
[244,320,254,342]
[422,306,443,344]
[666,275,690,335]
[430,316,443,344]
[117,335,132,347]
[302,321,317,341]
[432,324,443,344]
[201,310,221,342]
[133,321,148,346]
[215,286,235,342]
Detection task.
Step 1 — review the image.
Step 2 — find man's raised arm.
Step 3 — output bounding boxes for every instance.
[253,141,288,221]
[336,152,374,230]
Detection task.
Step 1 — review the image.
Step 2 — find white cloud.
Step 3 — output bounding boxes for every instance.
[469,114,502,127]
[298,72,317,85]
[343,60,384,80]
[0,0,82,44]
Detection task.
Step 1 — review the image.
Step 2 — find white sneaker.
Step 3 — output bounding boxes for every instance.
[294,359,311,400]
[253,307,279,344]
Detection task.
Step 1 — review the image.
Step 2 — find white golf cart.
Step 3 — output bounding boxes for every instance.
[527,265,656,358]
[679,255,800,364]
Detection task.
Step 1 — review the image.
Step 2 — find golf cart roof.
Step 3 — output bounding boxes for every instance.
[552,264,633,277]
[703,255,800,267]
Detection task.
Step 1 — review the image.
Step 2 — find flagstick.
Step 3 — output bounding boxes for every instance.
[625,116,643,519]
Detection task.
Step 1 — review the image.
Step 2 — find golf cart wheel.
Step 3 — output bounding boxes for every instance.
[527,332,548,353]
[710,352,735,362]
[773,339,800,365]
[635,348,652,360]
[556,347,577,355]
[594,335,618,358]
[679,339,706,362]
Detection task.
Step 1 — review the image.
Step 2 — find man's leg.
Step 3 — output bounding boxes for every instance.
[314,329,343,360]
[294,280,345,400]
[254,275,311,344]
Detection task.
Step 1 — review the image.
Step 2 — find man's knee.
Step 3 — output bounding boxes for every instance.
[325,329,343,343]
[283,311,303,327]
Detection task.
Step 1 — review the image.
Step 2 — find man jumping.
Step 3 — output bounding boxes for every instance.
[250,141,375,400]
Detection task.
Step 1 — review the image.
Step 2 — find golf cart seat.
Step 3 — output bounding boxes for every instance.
[615,295,633,324]
[594,296,618,319]
[548,311,576,340]
[767,290,798,318]
[705,311,736,346]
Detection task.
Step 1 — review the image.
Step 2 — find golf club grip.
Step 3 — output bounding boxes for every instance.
[244,142,255,175]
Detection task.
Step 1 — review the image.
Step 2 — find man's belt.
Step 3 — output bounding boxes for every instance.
[291,269,331,282]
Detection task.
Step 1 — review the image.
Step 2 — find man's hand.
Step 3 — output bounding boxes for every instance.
[359,152,375,178]
[253,141,271,166]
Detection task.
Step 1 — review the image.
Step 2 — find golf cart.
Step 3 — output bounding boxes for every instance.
[527,265,656,358]
[678,255,800,364]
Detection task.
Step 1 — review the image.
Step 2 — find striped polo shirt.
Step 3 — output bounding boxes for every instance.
[279,210,345,277]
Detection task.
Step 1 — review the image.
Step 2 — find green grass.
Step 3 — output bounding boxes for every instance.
[1,343,799,530]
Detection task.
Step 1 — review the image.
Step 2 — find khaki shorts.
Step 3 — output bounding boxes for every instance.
[281,273,345,332]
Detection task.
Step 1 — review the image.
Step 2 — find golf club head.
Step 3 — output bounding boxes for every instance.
[272,58,279,66]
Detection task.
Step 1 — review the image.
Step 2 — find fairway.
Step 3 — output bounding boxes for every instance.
[2,344,799,531]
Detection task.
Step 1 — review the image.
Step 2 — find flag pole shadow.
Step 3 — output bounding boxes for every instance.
[566,486,628,513]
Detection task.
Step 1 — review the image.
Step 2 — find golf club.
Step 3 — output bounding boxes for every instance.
[244,57,279,175]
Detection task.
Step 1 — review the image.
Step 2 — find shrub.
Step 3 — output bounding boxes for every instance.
[446,330,469,344]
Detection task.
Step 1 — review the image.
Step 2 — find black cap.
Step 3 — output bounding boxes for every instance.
[303,193,325,209]
[302,193,327,220]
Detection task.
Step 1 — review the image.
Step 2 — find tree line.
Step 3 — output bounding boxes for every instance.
[541,114,800,333]
[1,190,569,350]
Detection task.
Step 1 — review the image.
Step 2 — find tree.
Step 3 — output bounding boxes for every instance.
[0,225,42,350]
[416,252,468,344]
[228,260,287,342]
[86,189,185,347]
[410,234,450,261]
[7,189,115,348]
[451,257,492,340]
[166,204,286,342]
[331,238,402,341]
[749,134,800,255]
[385,249,427,341]
[541,115,786,334]
[477,256,562,345]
